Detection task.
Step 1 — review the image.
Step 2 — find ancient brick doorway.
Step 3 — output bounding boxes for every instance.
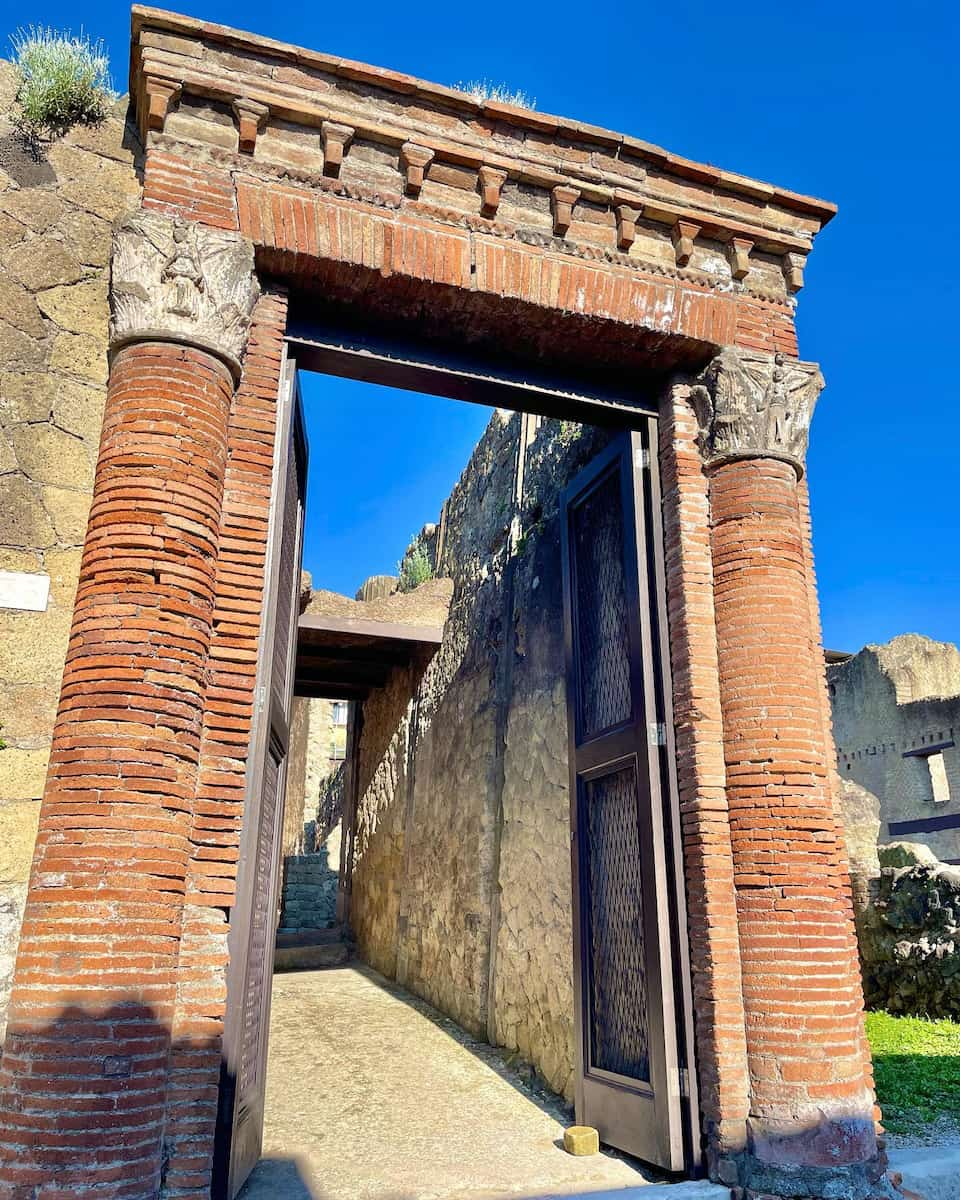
[0,12,881,1200]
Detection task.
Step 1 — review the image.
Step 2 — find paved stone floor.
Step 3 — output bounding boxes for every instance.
[239,964,661,1200]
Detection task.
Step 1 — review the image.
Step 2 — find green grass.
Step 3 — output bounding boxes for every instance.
[866,1010,960,1137]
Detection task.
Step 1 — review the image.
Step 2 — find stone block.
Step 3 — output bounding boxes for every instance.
[0,475,56,549]
[50,378,105,440]
[49,331,108,384]
[0,319,46,370]
[0,608,72,684]
[41,485,91,544]
[0,751,48,806]
[563,1126,599,1156]
[58,209,112,268]
[2,237,83,291]
[0,190,63,233]
[1,372,56,423]
[10,422,94,488]
[0,275,45,337]
[37,279,109,340]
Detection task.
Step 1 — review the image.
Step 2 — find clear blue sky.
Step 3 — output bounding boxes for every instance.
[15,0,958,650]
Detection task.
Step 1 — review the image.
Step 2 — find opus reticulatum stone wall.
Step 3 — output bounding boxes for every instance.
[0,8,887,1200]
[0,60,141,1042]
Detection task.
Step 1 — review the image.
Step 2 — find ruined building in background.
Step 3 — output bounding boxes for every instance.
[829,634,960,862]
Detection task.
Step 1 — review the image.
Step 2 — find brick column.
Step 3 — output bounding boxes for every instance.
[690,350,885,1199]
[0,213,259,1199]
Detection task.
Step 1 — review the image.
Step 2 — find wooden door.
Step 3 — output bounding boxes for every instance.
[214,354,308,1199]
[561,426,688,1172]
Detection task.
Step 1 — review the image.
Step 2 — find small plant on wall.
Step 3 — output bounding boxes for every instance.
[7,25,114,150]
[398,538,434,592]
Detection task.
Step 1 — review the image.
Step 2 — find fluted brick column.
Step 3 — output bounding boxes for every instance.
[0,213,259,1199]
[691,350,884,1199]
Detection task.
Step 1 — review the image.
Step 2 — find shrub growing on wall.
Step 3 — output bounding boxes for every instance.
[8,25,114,145]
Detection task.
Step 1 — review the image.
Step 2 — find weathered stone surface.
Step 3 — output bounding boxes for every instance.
[2,237,83,290]
[0,475,55,548]
[0,190,63,233]
[0,373,55,423]
[879,841,939,869]
[840,778,881,879]
[859,853,960,1018]
[57,209,112,267]
[49,331,108,384]
[0,682,59,745]
[0,801,41,873]
[43,548,83,608]
[0,881,27,1044]
[0,274,44,337]
[41,485,91,543]
[0,750,49,803]
[0,608,72,685]
[0,431,15,474]
[10,423,94,488]
[349,412,610,1096]
[47,142,141,222]
[50,378,105,439]
[0,319,46,369]
[37,279,108,339]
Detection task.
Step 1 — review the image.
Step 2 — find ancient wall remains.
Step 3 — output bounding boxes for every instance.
[0,63,141,1038]
[349,411,611,1095]
[829,635,960,861]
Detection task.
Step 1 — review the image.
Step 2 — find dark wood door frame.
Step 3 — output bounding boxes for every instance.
[217,320,701,1180]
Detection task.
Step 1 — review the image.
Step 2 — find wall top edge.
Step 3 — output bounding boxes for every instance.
[129,5,838,233]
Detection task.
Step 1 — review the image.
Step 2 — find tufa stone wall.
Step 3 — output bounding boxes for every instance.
[348,412,611,1096]
[829,634,960,861]
[0,62,141,1039]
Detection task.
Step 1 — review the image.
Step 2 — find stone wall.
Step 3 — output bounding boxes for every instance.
[349,412,611,1095]
[0,62,141,1038]
[829,635,960,860]
[285,694,347,856]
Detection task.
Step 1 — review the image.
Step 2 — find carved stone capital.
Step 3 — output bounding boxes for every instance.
[109,211,260,380]
[688,347,824,478]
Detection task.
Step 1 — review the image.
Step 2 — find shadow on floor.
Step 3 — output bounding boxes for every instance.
[346,962,662,1182]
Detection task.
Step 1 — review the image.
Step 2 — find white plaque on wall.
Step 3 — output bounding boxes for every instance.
[0,570,51,612]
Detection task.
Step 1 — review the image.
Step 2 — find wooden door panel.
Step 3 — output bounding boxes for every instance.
[215,355,308,1200]
[562,427,687,1172]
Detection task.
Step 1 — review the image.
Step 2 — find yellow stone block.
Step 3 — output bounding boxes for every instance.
[563,1125,599,1156]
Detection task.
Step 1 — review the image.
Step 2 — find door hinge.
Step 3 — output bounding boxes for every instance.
[678,1066,690,1098]
[635,447,651,470]
[649,721,667,746]
[256,685,267,713]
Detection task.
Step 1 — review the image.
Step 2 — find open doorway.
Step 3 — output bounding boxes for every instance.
[216,325,697,1200]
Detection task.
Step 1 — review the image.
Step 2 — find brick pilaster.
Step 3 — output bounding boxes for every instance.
[0,342,235,1198]
[659,388,750,1180]
[708,456,883,1197]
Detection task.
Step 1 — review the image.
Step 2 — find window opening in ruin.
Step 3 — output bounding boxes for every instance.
[216,328,697,1198]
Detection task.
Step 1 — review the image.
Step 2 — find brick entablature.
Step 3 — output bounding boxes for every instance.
[0,9,882,1200]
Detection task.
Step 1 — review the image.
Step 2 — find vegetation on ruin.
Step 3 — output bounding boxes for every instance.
[453,79,536,110]
[8,25,114,146]
[398,540,434,592]
[866,1010,960,1137]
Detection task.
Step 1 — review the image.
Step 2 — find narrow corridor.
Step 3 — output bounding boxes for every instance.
[240,965,659,1200]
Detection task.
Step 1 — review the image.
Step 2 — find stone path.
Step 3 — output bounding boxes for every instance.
[239,963,660,1200]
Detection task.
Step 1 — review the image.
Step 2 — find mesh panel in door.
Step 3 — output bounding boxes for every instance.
[573,468,632,738]
[237,746,281,1102]
[585,765,650,1082]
